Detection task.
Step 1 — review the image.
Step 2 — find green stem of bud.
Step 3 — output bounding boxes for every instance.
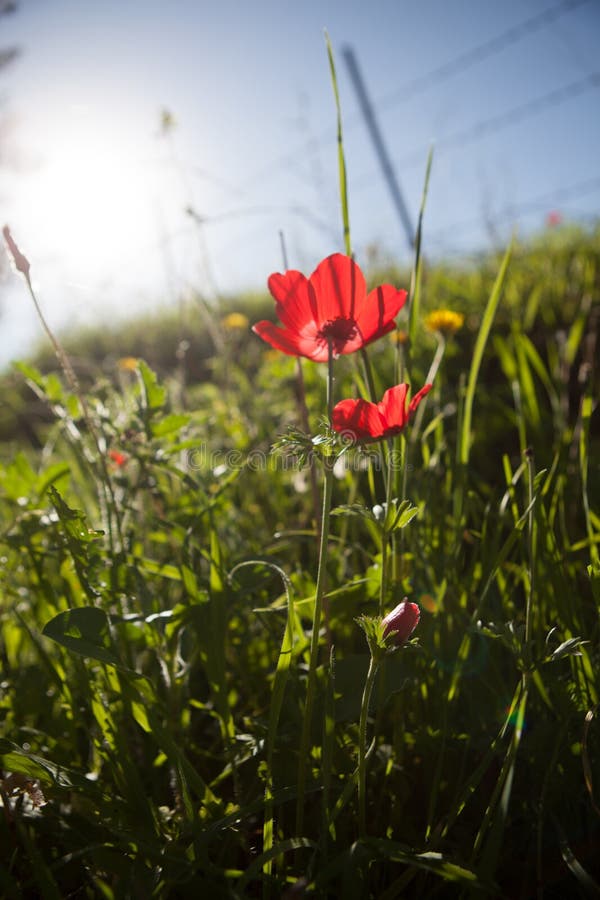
[358,651,380,838]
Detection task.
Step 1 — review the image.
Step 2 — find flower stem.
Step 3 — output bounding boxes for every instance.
[326,340,335,422]
[296,358,322,534]
[296,460,334,835]
[278,231,324,631]
[22,269,124,556]
[358,653,380,838]
[360,346,377,403]
[296,346,335,836]
[379,438,395,618]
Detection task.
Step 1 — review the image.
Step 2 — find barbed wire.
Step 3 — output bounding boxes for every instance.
[351,70,600,190]
[244,0,594,189]
[375,0,594,114]
[425,174,600,246]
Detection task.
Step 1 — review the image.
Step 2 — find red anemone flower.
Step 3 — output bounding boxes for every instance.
[252,253,406,362]
[332,383,432,443]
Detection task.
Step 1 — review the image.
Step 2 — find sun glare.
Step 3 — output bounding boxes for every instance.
[18,110,168,288]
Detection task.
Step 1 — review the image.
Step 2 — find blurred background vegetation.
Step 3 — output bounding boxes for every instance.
[2,222,598,463]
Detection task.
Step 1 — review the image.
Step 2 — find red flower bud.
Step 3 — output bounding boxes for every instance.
[381,600,420,646]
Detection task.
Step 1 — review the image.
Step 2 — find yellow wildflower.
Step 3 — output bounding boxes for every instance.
[222,312,249,330]
[425,309,465,335]
[117,356,139,371]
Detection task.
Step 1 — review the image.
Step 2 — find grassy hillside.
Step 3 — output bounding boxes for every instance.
[0,223,599,897]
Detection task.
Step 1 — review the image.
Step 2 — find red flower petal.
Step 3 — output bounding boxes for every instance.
[267,270,320,334]
[308,253,366,323]
[253,321,335,361]
[332,398,386,442]
[356,285,407,345]
[408,383,433,414]
[332,382,433,443]
[252,321,307,357]
[378,384,410,429]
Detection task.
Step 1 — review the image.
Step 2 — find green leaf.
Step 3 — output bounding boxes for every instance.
[15,361,68,406]
[137,558,183,581]
[331,499,418,534]
[42,606,124,668]
[550,636,585,662]
[384,498,419,533]
[35,462,71,498]
[0,451,37,500]
[137,359,166,411]
[151,413,190,437]
[48,486,103,598]
[180,564,205,601]
[331,503,378,523]
[0,738,102,792]
[14,360,45,386]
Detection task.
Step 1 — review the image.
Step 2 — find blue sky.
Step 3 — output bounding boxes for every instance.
[1,0,599,364]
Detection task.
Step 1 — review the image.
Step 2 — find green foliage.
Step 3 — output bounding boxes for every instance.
[0,225,599,897]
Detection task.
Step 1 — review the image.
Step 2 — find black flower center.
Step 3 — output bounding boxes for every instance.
[317,316,359,355]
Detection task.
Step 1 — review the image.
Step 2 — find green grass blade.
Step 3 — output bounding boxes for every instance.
[554,817,600,896]
[321,646,336,845]
[448,486,539,703]
[208,525,235,742]
[264,569,296,877]
[475,686,528,879]
[229,560,298,889]
[325,32,351,256]
[580,393,599,570]
[518,331,559,414]
[515,331,541,429]
[459,239,513,465]
[407,147,434,352]
[237,838,316,893]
